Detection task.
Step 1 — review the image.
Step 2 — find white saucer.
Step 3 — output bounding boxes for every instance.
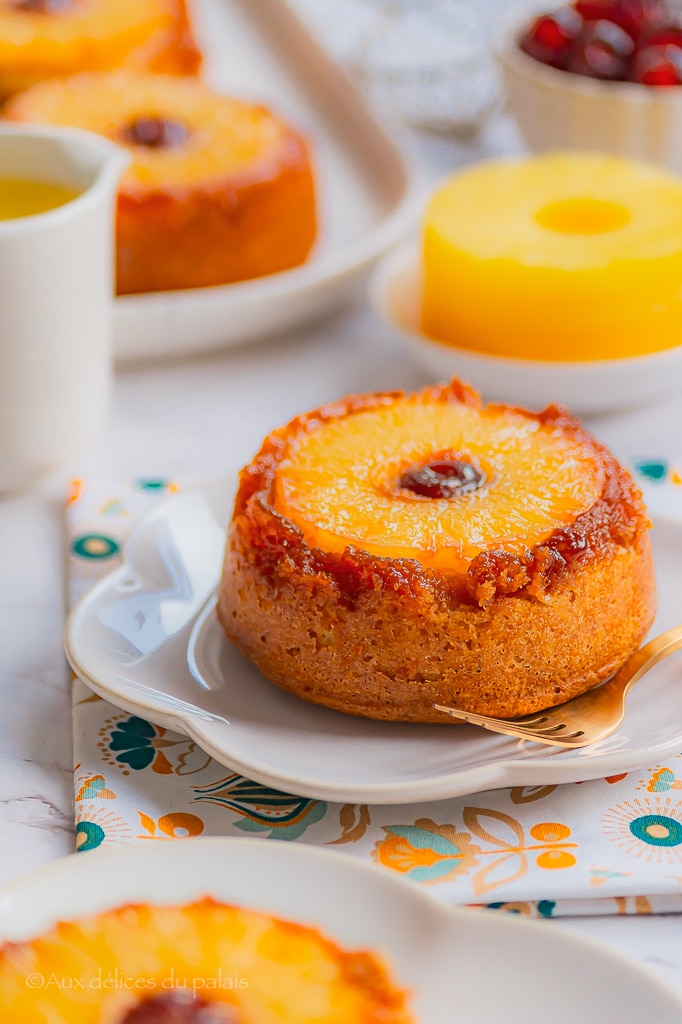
[370,243,682,415]
[65,479,682,805]
[2,839,681,1023]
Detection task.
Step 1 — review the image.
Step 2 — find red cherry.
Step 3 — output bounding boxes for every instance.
[567,18,634,77]
[519,8,583,69]
[632,42,682,81]
[121,991,237,1024]
[638,24,682,48]
[574,0,668,41]
[400,460,486,500]
[574,0,616,13]
[122,117,190,148]
[11,0,72,10]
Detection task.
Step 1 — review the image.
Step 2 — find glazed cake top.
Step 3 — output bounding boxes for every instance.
[0,0,179,70]
[270,382,602,574]
[6,71,296,192]
[234,379,649,603]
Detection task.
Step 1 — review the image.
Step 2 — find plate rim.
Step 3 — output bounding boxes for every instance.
[371,241,682,374]
[65,478,682,805]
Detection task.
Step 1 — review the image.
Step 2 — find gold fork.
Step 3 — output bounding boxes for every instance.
[433,624,682,748]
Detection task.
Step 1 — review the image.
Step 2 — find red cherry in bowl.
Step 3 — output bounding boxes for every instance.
[631,42,682,82]
[567,18,634,78]
[574,0,668,41]
[519,8,583,68]
[638,24,682,49]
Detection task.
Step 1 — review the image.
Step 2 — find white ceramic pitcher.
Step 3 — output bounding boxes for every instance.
[0,125,128,494]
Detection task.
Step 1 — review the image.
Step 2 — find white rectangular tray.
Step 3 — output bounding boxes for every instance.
[113,0,422,365]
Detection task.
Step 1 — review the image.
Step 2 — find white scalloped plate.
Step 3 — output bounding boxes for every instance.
[65,478,682,804]
[2,839,682,1023]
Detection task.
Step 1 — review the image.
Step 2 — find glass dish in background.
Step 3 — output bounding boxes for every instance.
[349,0,503,136]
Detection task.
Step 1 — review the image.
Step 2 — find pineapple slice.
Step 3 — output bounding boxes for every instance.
[0,0,200,98]
[0,900,412,1024]
[422,151,682,361]
[6,71,292,193]
[272,385,604,575]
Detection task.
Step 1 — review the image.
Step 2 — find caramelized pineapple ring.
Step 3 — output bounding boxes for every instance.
[272,391,604,573]
[0,0,187,84]
[5,72,285,193]
[0,900,411,1024]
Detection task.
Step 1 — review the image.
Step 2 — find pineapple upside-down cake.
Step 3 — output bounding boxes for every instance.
[218,379,656,722]
[6,71,317,294]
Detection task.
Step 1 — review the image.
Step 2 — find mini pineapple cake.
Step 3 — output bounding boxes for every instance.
[0,0,200,100]
[218,379,656,722]
[421,152,682,361]
[0,899,413,1023]
[6,71,317,294]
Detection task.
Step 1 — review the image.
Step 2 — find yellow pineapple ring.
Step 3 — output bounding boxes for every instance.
[218,379,655,722]
[0,899,412,1024]
[421,152,682,361]
[0,0,199,98]
[272,385,603,574]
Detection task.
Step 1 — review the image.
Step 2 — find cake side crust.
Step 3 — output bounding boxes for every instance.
[219,512,656,721]
[115,128,316,293]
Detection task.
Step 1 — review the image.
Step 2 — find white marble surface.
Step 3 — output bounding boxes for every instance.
[2,0,682,1008]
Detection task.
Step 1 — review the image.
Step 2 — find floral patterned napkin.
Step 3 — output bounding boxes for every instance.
[67,462,682,918]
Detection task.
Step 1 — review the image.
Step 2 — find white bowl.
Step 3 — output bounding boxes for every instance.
[370,243,682,414]
[495,6,682,173]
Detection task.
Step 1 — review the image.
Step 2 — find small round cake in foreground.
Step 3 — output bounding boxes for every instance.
[218,379,656,722]
[0,898,412,1022]
[5,71,317,294]
[0,0,200,100]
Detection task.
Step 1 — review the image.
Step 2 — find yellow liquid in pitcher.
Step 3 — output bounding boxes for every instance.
[0,177,81,220]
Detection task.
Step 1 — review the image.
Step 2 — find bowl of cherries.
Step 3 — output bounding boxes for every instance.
[496,0,682,171]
